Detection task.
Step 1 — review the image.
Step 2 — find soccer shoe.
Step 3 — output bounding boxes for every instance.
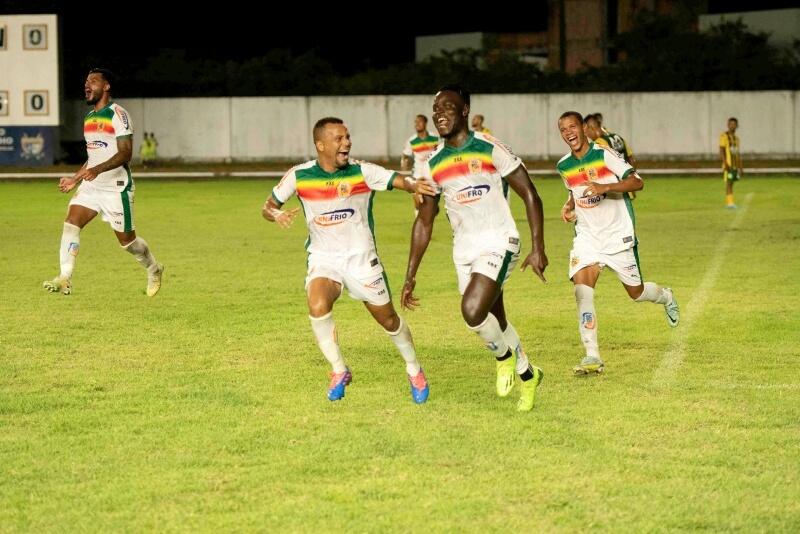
[573,355,604,376]
[408,368,429,404]
[327,367,352,401]
[43,277,72,295]
[516,366,544,412]
[146,264,165,297]
[663,288,680,328]
[496,352,517,397]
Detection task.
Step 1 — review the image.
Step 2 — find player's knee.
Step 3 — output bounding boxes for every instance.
[461,300,487,328]
[308,299,333,318]
[379,312,400,333]
[627,285,644,300]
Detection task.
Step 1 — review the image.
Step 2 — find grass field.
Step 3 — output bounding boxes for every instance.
[1,175,799,531]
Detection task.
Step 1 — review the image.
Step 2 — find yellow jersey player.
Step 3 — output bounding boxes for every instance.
[720,117,743,208]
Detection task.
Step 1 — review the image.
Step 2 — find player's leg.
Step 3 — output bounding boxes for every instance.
[364,299,428,404]
[490,291,544,411]
[43,202,97,294]
[612,247,679,328]
[110,186,164,296]
[307,276,351,401]
[725,173,736,208]
[572,264,603,375]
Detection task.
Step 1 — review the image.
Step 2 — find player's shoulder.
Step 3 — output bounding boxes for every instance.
[425,142,447,164]
[286,159,317,178]
[474,131,517,158]
[595,142,624,161]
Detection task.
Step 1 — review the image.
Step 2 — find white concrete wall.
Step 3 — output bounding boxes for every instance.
[61,91,800,161]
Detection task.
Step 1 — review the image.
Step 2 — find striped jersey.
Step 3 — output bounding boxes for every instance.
[595,130,633,163]
[557,143,638,254]
[402,132,439,176]
[84,102,133,191]
[719,131,741,169]
[420,131,521,258]
[271,160,397,256]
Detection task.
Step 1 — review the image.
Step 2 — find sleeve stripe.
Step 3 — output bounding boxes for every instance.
[271,191,284,206]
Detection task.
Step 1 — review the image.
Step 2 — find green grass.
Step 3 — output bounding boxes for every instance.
[1,175,799,532]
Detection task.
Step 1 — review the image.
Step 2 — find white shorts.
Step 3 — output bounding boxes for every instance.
[454,237,521,295]
[305,251,391,306]
[569,243,642,286]
[69,181,135,233]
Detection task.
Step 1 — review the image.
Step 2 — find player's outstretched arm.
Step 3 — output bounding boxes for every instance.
[506,164,548,283]
[391,175,438,197]
[262,197,300,229]
[402,194,439,310]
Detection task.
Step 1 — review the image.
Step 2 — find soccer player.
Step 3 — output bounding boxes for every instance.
[470,114,492,135]
[262,117,436,403]
[43,68,164,297]
[401,85,547,412]
[720,117,743,208]
[557,111,679,375]
[401,115,439,209]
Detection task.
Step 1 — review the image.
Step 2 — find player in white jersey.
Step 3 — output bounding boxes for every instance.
[401,114,439,211]
[401,85,548,412]
[43,68,163,297]
[557,111,679,376]
[262,117,436,403]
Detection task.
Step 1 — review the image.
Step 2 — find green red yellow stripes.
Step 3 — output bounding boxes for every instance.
[430,152,496,184]
[559,158,615,187]
[296,173,370,201]
[83,116,114,134]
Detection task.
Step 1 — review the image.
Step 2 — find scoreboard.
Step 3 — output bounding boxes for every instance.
[0,14,59,165]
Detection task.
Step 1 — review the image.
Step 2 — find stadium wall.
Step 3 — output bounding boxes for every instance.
[62,91,799,161]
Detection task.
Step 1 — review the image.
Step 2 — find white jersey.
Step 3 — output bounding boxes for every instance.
[402,132,439,177]
[83,102,134,192]
[556,142,638,254]
[271,160,397,256]
[420,131,521,260]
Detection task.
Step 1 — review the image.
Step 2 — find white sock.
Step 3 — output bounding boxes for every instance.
[503,322,531,374]
[467,313,510,358]
[575,284,600,359]
[385,317,421,376]
[122,237,158,272]
[309,312,347,373]
[59,222,80,279]
[635,281,670,304]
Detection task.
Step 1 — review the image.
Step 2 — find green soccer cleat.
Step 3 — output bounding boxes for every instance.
[573,355,604,376]
[496,351,517,397]
[663,288,679,328]
[147,264,164,297]
[43,277,71,295]
[516,366,544,412]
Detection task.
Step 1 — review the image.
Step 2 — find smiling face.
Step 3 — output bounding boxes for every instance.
[559,114,588,154]
[432,90,469,140]
[315,122,352,169]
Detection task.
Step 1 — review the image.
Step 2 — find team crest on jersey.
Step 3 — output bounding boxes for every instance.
[454,184,490,204]
[587,167,598,181]
[313,208,354,226]
[469,158,482,175]
[337,181,353,198]
[570,256,580,267]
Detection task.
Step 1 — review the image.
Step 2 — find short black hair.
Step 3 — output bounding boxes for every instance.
[88,68,116,93]
[313,117,344,141]
[416,114,428,123]
[438,84,470,106]
[560,111,584,124]
[585,113,602,125]
[728,117,738,123]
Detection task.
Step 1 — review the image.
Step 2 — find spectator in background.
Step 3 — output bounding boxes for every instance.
[471,114,492,135]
